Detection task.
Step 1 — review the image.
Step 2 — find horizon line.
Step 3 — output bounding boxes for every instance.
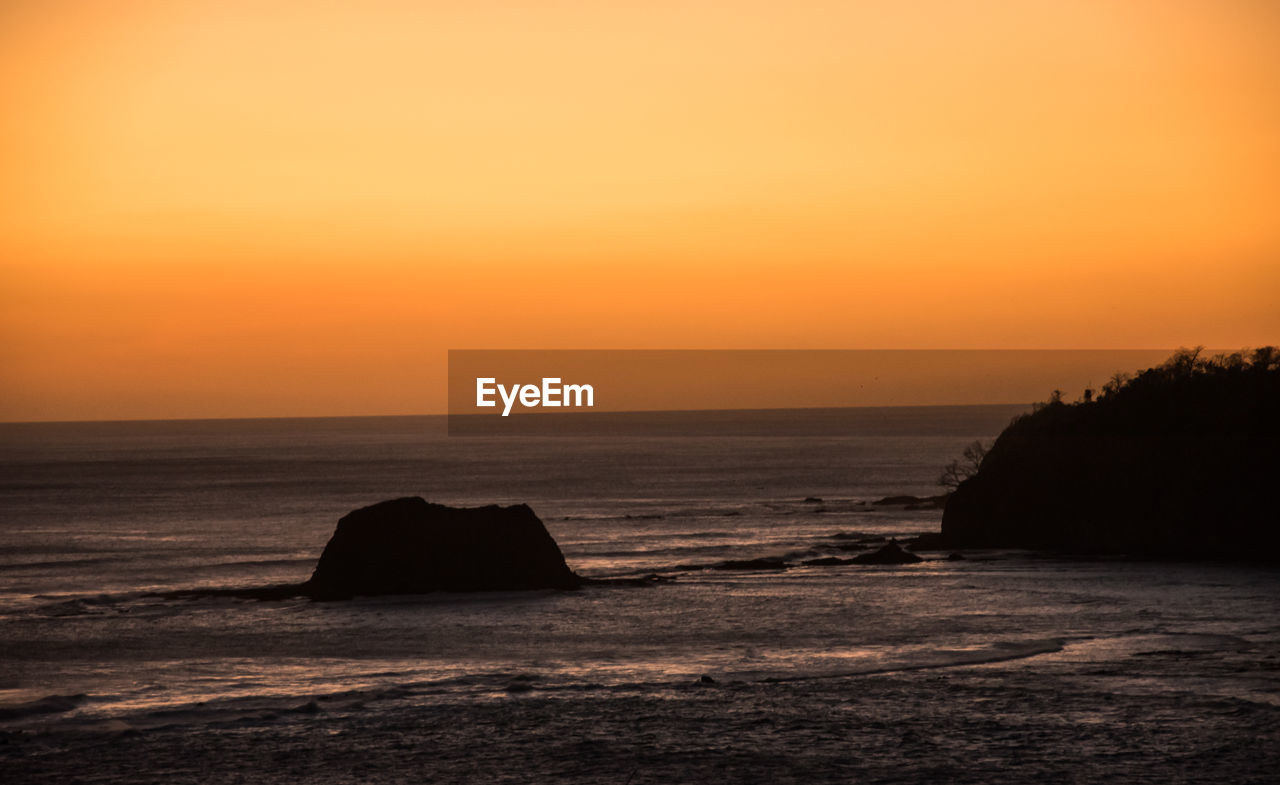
[0,401,1036,427]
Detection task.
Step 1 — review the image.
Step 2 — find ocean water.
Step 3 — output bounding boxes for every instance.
[2,407,1278,784]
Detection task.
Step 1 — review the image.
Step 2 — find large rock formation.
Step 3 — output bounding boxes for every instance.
[304,498,582,599]
[941,348,1279,560]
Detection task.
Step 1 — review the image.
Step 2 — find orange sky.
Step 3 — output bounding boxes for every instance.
[2,0,1278,421]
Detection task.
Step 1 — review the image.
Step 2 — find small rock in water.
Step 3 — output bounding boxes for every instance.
[851,539,924,565]
[698,675,716,684]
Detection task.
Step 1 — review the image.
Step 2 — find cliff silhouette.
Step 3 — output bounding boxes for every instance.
[941,348,1279,560]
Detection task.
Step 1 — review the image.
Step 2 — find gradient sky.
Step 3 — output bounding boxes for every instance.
[2,0,1278,421]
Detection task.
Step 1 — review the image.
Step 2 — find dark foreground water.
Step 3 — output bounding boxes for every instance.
[2,408,1278,783]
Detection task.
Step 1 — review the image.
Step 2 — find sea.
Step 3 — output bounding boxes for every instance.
[2,406,1278,784]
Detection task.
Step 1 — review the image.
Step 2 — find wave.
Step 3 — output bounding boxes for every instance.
[0,556,120,571]
[8,524,953,616]
[0,693,90,722]
[754,639,1068,683]
[0,637,1072,735]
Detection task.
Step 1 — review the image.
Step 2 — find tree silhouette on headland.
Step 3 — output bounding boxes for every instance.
[941,347,1280,560]
[938,440,989,492]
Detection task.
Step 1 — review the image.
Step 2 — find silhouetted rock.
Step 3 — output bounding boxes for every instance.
[304,498,581,599]
[905,532,951,551]
[583,573,670,587]
[946,552,966,561]
[831,532,885,542]
[872,495,919,506]
[872,494,949,509]
[802,556,849,566]
[850,540,923,564]
[698,675,716,684]
[942,348,1280,560]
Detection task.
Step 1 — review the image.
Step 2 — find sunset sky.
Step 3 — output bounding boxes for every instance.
[2,0,1278,421]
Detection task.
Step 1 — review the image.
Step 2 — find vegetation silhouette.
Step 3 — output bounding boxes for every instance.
[938,439,989,492]
[941,347,1279,560]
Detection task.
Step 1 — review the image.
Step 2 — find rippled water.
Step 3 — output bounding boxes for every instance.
[2,409,1278,783]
